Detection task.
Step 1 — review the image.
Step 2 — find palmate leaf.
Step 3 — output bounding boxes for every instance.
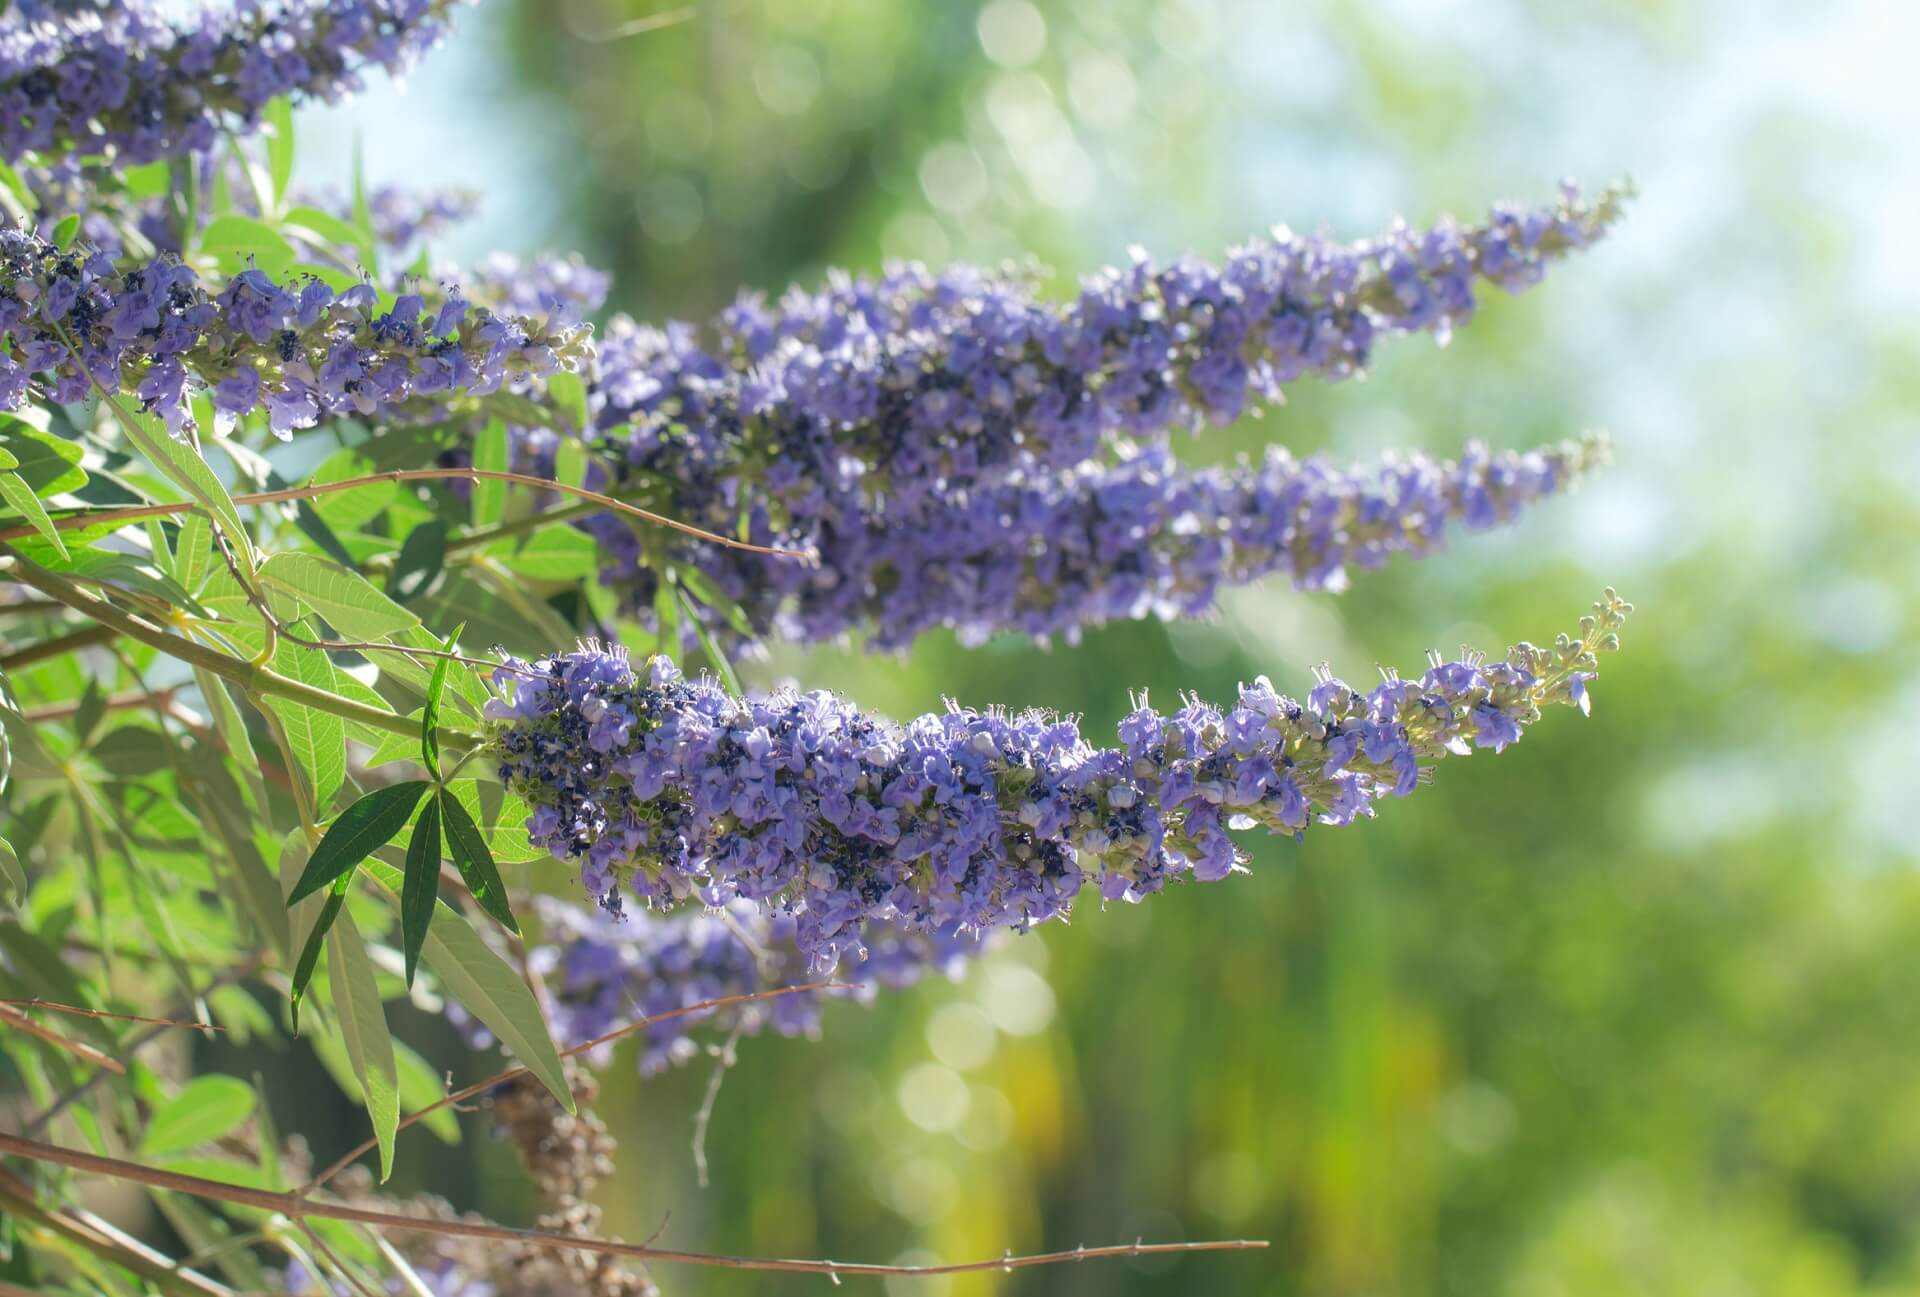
[288,781,431,904]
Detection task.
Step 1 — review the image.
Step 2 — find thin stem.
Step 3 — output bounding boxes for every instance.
[302,980,851,1196]
[0,1165,234,1297]
[0,1002,125,1073]
[0,998,224,1032]
[2,552,470,747]
[0,1130,1267,1279]
[0,467,807,560]
[0,622,115,669]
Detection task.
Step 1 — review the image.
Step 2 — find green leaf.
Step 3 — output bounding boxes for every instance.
[91,724,173,778]
[50,213,79,251]
[364,860,572,1110]
[679,584,742,696]
[438,787,516,934]
[174,513,213,594]
[400,795,442,988]
[264,641,345,812]
[259,552,420,642]
[199,214,296,276]
[554,438,587,489]
[389,518,447,603]
[289,874,348,1036]
[327,910,400,1181]
[0,470,67,560]
[282,205,376,265]
[548,370,589,431]
[471,420,508,527]
[265,98,295,208]
[483,525,596,581]
[0,837,24,908]
[673,566,758,642]
[114,408,255,576]
[141,1076,256,1158]
[351,132,378,275]
[420,624,462,774]
[122,160,170,199]
[288,781,430,904]
[0,418,86,496]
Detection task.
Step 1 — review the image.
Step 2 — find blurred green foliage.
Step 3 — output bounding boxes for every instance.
[305,0,1920,1292]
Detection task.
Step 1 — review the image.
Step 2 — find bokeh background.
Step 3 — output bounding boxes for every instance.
[272,0,1920,1292]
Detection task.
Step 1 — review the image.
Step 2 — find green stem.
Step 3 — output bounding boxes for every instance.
[2,552,476,751]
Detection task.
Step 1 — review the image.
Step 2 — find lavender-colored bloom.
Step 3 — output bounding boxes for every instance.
[590,182,1628,506]
[486,591,1631,972]
[0,0,466,166]
[477,897,983,1076]
[515,184,1624,651]
[583,426,1607,653]
[0,228,588,435]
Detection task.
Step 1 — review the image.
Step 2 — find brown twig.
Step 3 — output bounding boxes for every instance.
[22,684,189,725]
[22,955,263,1138]
[0,1165,237,1297]
[0,998,224,1032]
[0,1001,125,1073]
[0,622,116,670]
[0,467,808,560]
[302,980,855,1196]
[0,1129,1267,1279]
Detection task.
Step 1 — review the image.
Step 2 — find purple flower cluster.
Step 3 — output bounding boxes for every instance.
[592,182,1625,500]
[506,897,981,1075]
[463,251,612,326]
[0,228,588,435]
[485,591,1630,971]
[0,0,463,166]
[577,415,1604,652]
[525,184,1623,650]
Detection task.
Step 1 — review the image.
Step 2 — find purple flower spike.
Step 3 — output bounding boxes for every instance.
[486,592,1631,973]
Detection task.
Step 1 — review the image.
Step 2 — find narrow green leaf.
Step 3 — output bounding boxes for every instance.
[548,370,589,431]
[141,1076,256,1158]
[0,837,24,908]
[0,418,86,496]
[114,408,255,575]
[327,910,400,1180]
[265,98,295,208]
[122,160,169,199]
[420,624,462,775]
[390,518,447,603]
[438,788,516,934]
[471,420,508,527]
[483,525,595,580]
[0,470,68,560]
[289,875,348,1035]
[282,205,376,264]
[554,438,587,489]
[400,796,443,988]
[51,213,79,251]
[174,513,213,593]
[350,132,377,275]
[673,565,758,641]
[364,860,572,1109]
[264,640,345,812]
[679,584,742,696]
[288,781,430,903]
[259,552,420,642]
